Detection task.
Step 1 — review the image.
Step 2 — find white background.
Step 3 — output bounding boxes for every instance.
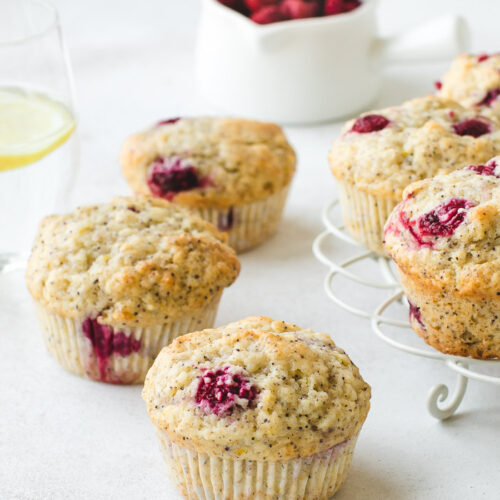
[2,1,500,499]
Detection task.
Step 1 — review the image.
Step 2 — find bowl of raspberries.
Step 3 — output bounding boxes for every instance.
[217,0,362,24]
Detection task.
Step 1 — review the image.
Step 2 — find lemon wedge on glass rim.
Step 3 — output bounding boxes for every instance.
[0,86,76,172]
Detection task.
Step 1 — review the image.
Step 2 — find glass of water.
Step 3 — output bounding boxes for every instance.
[0,0,78,272]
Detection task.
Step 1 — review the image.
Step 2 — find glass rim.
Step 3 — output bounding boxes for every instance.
[0,0,60,47]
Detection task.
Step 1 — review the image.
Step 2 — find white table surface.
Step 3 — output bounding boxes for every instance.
[2,1,500,499]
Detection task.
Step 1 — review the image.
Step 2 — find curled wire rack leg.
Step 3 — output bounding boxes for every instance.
[427,365,469,420]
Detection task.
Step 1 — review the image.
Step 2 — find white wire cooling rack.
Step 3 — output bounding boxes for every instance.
[313,199,500,420]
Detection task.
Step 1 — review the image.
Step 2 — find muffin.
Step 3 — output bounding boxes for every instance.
[329,95,500,255]
[143,316,370,500]
[26,196,240,384]
[384,157,500,359]
[438,53,500,119]
[120,117,296,253]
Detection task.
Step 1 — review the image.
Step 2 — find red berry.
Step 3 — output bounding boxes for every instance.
[479,88,500,107]
[418,198,474,239]
[477,53,490,63]
[281,0,320,20]
[217,0,248,14]
[434,81,442,90]
[251,5,288,24]
[343,0,361,11]
[452,118,491,138]
[245,0,278,13]
[351,114,390,133]
[324,0,361,15]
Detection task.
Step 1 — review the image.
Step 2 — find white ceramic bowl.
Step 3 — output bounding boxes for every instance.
[196,0,467,124]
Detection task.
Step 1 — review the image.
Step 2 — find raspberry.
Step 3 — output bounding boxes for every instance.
[408,300,425,330]
[217,0,249,14]
[324,0,361,15]
[244,0,278,13]
[466,160,499,178]
[452,118,491,138]
[281,0,320,19]
[479,88,500,107]
[418,198,474,239]
[399,198,474,248]
[82,318,141,382]
[195,367,258,416]
[147,157,200,201]
[351,114,390,133]
[156,117,180,126]
[251,4,288,23]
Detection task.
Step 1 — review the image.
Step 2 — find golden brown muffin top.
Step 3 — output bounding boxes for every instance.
[26,196,240,327]
[385,157,500,297]
[143,316,371,461]
[329,95,500,200]
[439,53,500,118]
[121,117,296,209]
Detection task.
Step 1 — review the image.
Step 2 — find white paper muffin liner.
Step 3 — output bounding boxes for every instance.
[156,430,358,500]
[337,180,397,256]
[194,186,290,253]
[34,293,222,384]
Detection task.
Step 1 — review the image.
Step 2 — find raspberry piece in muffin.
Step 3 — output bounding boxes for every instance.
[479,88,500,108]
[418,198,475,239]
[351,114,390,133]
[452,118,491,137]
[408,300,425,330]
[384,159,500,359]
[143,316,370,499]
[147,157,204,201]
[121,117,296,252]
[466,158,499,177]
[391,197,474,248]
[195,366,258,416]
[156,117,180,126]
[82,318,141,382]
[438,53,500,119]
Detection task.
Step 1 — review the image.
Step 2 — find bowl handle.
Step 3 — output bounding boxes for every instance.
[375,14,469,64]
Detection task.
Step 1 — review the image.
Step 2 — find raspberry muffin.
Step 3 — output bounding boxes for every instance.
[438,53,500,119]
[143,316,371,500]
[329,95,500,255]
[120,117,296,253]
[26,196,240,384]
[384,157,500,359]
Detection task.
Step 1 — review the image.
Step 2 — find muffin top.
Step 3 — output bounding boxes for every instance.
[26,196,240,328]
[384,156,500,297]
[329,95,500,200]
[143,316,370,461]
[120,117,296,209]
[439,53,500,117]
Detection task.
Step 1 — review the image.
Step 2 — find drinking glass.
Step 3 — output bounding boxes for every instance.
[0,0,78,272]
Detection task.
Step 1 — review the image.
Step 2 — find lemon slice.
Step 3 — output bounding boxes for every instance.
[0,87,76,172]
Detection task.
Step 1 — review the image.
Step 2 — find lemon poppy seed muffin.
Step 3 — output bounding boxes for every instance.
[384,157,500,359]
[26,196,240,384]
[143,316,371,500]
[329,95,500,255]
[439,53,500,118]
[120,117,296,252]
